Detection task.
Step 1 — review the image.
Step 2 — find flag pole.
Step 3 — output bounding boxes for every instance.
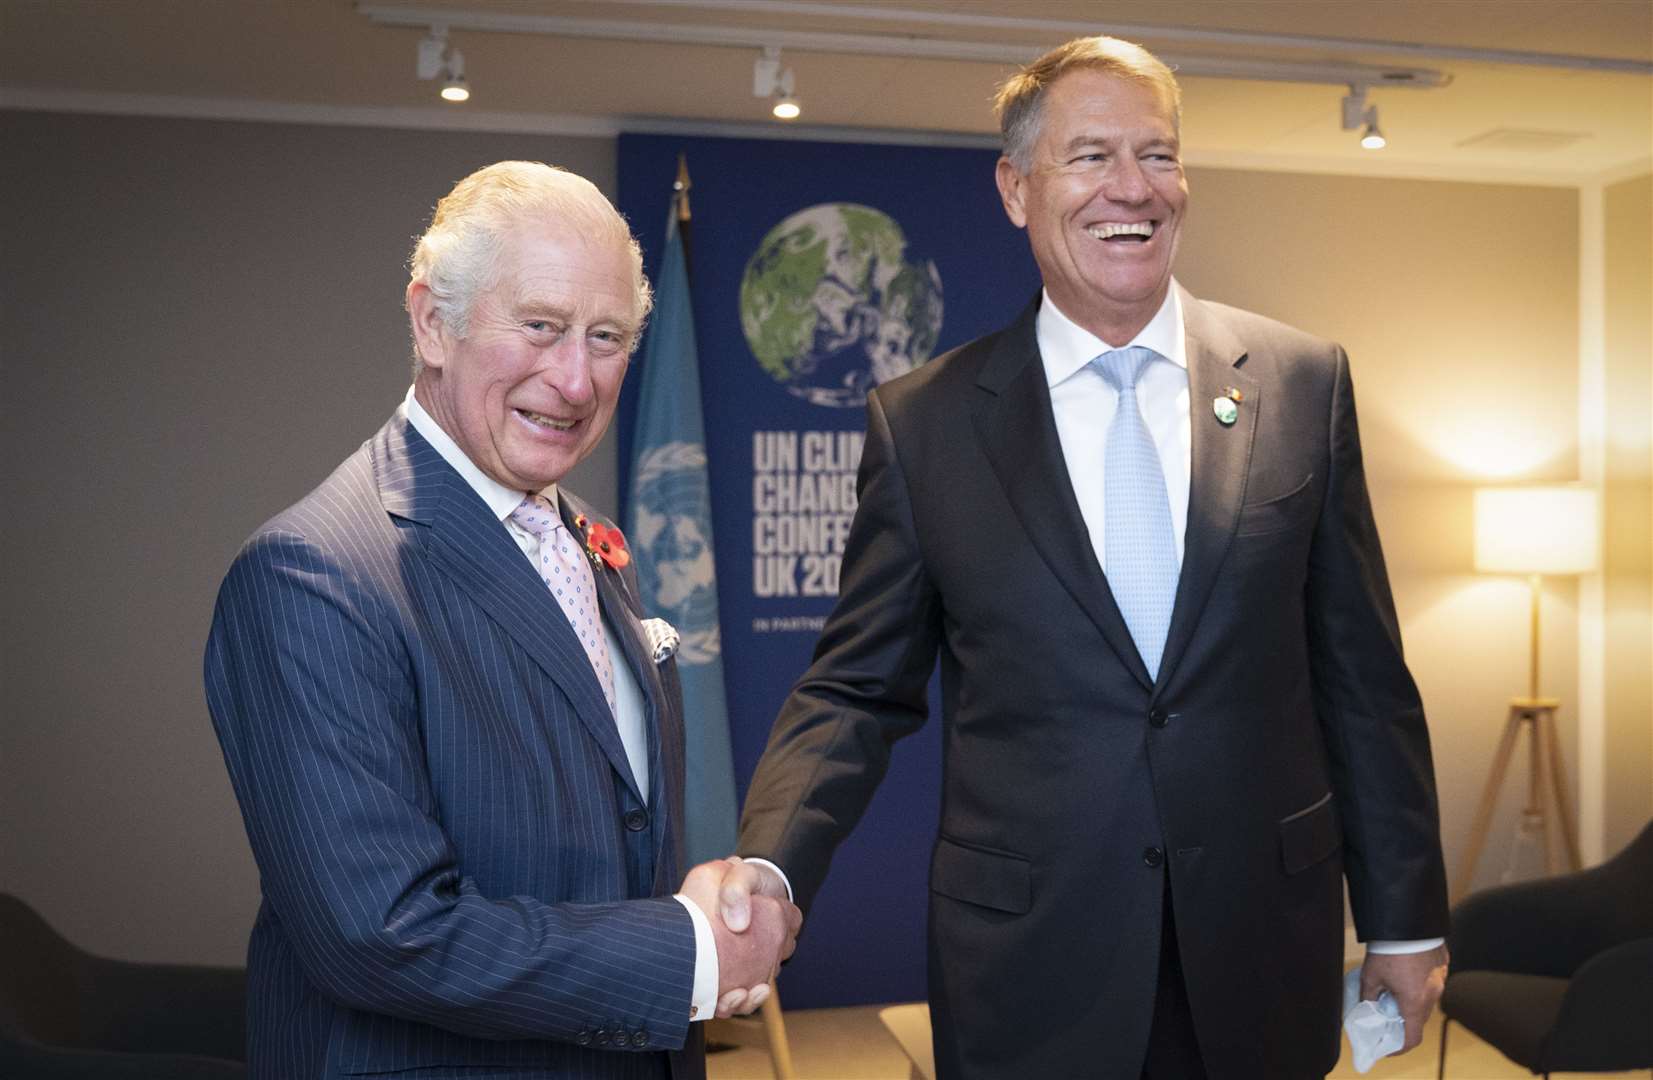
[673,153,694,269]
[674,153,691,222]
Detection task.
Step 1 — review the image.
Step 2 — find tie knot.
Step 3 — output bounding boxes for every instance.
[509,493,563,539]
[1095,346,1157,392]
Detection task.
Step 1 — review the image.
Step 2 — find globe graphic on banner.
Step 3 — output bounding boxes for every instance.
[740,203,944,408]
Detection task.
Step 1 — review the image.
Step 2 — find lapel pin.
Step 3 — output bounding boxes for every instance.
[1212,389,1242,426]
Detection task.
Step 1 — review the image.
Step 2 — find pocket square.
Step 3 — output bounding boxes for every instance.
[641,618,680,663]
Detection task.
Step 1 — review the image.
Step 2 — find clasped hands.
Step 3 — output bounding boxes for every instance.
[679,857,798,1018]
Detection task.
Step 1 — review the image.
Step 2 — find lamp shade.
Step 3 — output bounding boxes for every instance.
[1473,486,1600,574]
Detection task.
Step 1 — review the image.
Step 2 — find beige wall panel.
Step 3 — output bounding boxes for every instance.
[1602,173,1653,857]
[1180,167,1581,896]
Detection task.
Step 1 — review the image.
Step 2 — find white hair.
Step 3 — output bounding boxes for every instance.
[407,161,652,369]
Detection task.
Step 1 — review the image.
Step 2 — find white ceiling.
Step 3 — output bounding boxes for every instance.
[2,0,1649,184]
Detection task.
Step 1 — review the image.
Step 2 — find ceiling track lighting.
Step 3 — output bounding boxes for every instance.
[753,45,799,120]
[1341,84,1385,150]
[417,24,469,102]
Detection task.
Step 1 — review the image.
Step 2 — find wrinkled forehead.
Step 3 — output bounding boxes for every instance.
[501,240,641,321]
[500,211,643,311]
[1043,69,1179,133]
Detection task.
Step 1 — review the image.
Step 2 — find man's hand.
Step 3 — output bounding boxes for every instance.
[680,858,800,1018]
[1360,945,1449,1053]
[708,857,791,931]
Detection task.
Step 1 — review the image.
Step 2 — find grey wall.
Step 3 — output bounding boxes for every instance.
[1,110,619,963]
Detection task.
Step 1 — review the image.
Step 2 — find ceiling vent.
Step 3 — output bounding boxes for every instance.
[1456,128,1590,153]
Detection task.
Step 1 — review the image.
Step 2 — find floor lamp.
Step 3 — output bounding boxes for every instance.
[1453,485,1599,902]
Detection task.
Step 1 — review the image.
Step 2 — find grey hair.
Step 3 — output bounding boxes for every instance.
[994,36,1182,173]
[407,161,653,371]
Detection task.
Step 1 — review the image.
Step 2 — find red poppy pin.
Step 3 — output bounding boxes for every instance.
[574,514,631,571]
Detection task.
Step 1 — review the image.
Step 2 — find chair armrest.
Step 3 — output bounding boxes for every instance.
[1542,937,1653,1072]
[1449,872,1620,976]
[73,956,246,1061]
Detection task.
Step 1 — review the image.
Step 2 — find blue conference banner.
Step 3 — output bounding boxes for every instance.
[617,132,1039,1008]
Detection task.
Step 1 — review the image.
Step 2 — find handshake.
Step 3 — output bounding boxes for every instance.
[679,857,799,1018]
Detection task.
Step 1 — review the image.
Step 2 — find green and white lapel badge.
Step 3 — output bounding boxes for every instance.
[1213,387,1243,426]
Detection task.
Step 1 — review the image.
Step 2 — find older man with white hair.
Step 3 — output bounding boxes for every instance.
[205,161,799,1080]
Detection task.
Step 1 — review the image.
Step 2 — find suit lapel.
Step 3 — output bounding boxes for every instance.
[375,415,643,805]
[1157,288,1258,690]
[972,298,1153,690]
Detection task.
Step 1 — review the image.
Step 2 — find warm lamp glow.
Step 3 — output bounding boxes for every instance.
[1473,486,1599,575]
[1458,485,1595,890]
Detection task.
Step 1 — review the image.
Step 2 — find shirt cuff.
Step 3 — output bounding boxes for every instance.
[672,895,720,1022]
[1365,937,1446,955]
[738,857,795,903]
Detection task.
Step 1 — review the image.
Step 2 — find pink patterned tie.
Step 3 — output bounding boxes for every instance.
[510,494,617,716]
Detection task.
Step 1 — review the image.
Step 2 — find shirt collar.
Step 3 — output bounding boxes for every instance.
[402,385,557,523]
[1037,283,1187,388]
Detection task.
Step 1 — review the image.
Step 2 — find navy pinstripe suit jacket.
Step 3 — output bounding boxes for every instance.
[205,411,705,1080]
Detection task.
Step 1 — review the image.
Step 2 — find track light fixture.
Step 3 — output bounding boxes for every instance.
[417,24,469,103]
[753,45,799,120]
[1341,84,1385,150]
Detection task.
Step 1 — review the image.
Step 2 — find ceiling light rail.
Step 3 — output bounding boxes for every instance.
[616,0,1653,75]
[359,5,1453,90]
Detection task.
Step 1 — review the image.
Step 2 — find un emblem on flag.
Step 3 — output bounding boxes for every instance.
[741,203,943,408]
[631,441,721,664]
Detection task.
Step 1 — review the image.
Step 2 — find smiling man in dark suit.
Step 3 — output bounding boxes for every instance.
[204,161,798,1079]
[713,36,1450,1080]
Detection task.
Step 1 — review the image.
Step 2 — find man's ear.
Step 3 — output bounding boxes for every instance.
[995,156,1029,229]
[407,281,449,371]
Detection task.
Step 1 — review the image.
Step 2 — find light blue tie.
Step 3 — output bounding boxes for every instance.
[1096,347,1179,680]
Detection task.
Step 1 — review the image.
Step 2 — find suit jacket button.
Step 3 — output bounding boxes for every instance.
[1143,846,1165,867]
[1148,708,1168,728]
[576,1028,592,1046]
[631,1030,649,1047]
[624,808,649,831]
[593,1027,610,1046]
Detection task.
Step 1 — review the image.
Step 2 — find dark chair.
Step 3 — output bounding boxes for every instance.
[1438,819,1653,1078]
[0,893,246,1078]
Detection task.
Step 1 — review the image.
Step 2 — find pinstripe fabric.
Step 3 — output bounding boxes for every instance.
[204,412,703,1080]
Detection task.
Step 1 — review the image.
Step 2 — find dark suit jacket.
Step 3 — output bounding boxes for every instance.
[204,411,705,1080]
[739,289,1449,1079]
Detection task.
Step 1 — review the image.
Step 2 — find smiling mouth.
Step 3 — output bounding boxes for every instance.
[1087,222,1155,243]
[516,408,577,431]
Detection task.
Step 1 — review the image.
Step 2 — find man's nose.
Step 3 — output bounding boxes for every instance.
[539,337,596,405]
[1102,157,1152,203]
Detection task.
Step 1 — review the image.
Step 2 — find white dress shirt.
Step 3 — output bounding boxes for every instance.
[403,388,722,1018]
[1039,285,1192,567]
